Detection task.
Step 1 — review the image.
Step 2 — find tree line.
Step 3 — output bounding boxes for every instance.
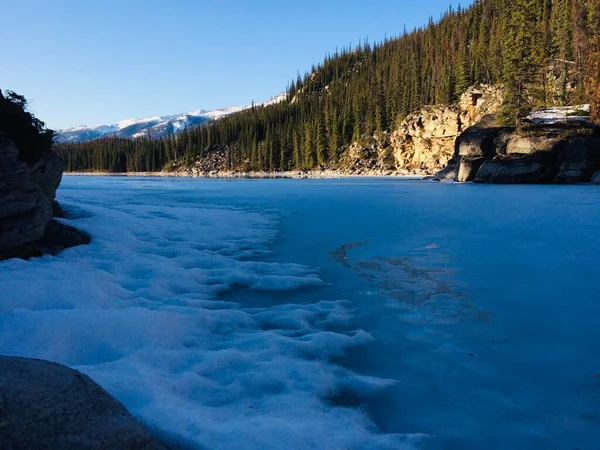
[56,0,600,173]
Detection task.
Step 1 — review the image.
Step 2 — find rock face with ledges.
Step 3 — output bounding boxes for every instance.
[438,117,600,184]
[553,137,600,183]
[0,356,165,450]
[392,85,504,174]
[0,135,52,258]
[475,155,559,183]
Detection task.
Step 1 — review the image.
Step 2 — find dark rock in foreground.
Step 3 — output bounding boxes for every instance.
[0,356,165,450]
[0,136,52,259]
[0,135,90,260]
[52,199,66,218]
[28,150,65,201]
[38,219,92,255]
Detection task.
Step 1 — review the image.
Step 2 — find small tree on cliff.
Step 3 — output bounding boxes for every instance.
[0,90,55,163]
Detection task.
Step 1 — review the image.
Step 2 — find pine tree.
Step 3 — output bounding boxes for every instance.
[303,122,315,169]
[501,0,546,124]
[315,114,327,166]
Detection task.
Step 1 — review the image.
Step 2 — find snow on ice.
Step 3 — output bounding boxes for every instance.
[0,177,421,450]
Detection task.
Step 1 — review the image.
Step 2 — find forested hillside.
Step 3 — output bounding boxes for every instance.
[56,0,600,173]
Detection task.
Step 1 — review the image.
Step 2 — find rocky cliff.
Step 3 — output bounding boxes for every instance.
[437,117,600,184]
[337,85,504,175]
[0,134,90,260]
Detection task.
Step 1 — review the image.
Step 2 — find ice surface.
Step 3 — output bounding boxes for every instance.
[0,177,419,449]
[3,177,599,449]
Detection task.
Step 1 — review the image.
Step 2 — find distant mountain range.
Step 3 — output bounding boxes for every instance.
[55,93,287,143]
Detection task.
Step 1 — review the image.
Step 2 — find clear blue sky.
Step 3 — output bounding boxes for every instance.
[2,0,471,129]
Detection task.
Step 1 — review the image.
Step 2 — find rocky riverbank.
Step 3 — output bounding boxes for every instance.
[436,114,600,184]
[0,134,91,260]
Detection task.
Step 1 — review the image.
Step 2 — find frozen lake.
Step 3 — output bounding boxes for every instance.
[1,176,600,449]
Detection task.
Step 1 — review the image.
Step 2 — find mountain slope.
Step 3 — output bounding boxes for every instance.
[56,93,286,143]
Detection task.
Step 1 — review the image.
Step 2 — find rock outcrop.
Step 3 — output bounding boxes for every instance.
[475,155,559,183]
[326,85,505,176]
[390,85,504,174]
[28,150,65,201]
[438,118,600,184]
[0,135,91,260]
[0,136,53,259]
[0,356,164,450]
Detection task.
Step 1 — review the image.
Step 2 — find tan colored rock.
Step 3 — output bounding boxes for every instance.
[457,157,486,182]
[390,85,504,175]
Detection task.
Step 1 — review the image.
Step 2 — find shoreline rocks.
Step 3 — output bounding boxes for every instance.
[0,136,53,259]
[437,119,600,184]
[0,135,91,260]
[0,356,165,450]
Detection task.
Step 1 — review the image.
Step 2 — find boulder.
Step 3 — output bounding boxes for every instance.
[0,136,52,259]
[434,162,458,180]
[37,219,92,255]
[0,356,165,450]
[475,155,558,184]
[28,151,65,201]
[592,170,600,184]
[457,157,486,182]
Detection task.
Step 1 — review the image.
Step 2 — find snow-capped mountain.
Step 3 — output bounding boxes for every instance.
[56,93,287,144]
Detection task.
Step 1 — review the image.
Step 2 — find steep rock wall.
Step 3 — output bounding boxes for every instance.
[0,135,53,258]
[338,85,504,175]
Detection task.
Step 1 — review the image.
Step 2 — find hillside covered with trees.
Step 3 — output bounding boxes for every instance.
[56,0,600,173]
